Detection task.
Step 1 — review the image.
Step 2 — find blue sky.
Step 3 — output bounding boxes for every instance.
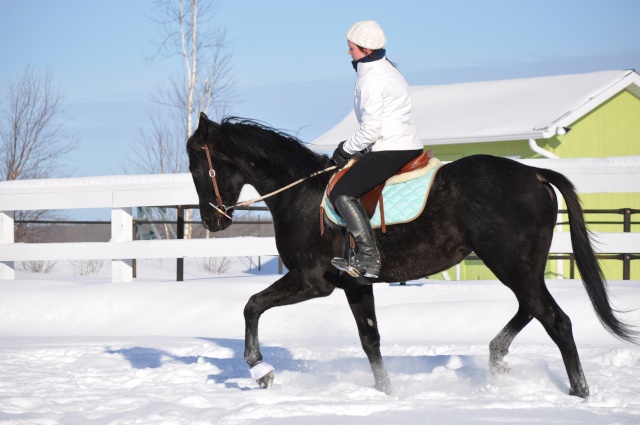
[1,0,640,180]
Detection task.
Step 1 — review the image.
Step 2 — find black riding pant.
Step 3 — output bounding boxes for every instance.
[329,149,423,204]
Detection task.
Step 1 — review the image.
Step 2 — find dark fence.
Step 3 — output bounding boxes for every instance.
[552,208,639,279]
[467,208,640,280]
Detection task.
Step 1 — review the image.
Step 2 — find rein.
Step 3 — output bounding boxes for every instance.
[201,144,336,219]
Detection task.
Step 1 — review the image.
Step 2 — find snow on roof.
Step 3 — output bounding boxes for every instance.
[309,70,640,151]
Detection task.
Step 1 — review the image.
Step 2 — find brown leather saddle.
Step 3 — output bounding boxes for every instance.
[323,149,434,234]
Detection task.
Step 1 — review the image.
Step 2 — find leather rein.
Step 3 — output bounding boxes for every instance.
[201,144,336,221]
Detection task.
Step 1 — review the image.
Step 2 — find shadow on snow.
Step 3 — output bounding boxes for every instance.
[103,338,571,393]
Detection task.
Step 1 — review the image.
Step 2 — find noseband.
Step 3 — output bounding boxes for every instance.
[201,145,233,221]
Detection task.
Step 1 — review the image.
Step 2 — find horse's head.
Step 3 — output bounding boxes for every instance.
[187,112,245,232]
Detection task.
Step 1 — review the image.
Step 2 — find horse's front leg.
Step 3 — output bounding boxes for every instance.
[344,284,391,394]
[243,269,334,388]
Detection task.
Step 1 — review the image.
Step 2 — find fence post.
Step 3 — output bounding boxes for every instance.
[569,254,575,279]
[623,209,631,280]
[623,208,631,232]
[132,221,137,278]
[176,206,184,282]
[111,207,133,282]
[622,254,631,280]
[0,211,15,280]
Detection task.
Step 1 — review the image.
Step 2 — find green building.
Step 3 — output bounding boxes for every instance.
[312,70,640,280]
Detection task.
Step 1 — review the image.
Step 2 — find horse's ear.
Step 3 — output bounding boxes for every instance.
[197,112,220,132]
[195,112,214,137]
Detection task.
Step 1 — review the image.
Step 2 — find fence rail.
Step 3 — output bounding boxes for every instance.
[10,208,640,280]
[11,205,278,280]
[2,160,640,282]
[0,173,279,282]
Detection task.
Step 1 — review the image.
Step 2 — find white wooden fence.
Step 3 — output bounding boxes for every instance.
[0,173,278,282]
[1,156,640,282]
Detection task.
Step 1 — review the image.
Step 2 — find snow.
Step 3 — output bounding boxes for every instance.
[0,173,191,190]
[1,258,639,424]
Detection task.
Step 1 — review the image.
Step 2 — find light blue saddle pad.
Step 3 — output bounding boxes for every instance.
[324,162,441,229]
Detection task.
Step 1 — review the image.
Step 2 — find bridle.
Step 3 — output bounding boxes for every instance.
[201,145,233,220]
[200,143,337,223]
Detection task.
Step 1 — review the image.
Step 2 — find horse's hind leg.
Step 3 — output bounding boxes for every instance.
[523,287,589,397]
[500,281,589,397]
[481,251,589,396]
[489,306,533,374]
[473,220,588,394]
[344,284,391,394]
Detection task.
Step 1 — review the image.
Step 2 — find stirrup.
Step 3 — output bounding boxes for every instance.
[331,257,363,277]
[331,256,379,279]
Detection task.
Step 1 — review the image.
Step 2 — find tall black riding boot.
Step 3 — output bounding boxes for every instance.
[331,195,381,278]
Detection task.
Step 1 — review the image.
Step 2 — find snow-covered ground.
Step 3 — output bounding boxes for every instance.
[1,258,639,424]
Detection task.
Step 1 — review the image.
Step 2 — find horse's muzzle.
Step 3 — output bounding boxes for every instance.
[202,216,232,232]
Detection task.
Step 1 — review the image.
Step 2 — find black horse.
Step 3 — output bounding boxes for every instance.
[187,113,636,398]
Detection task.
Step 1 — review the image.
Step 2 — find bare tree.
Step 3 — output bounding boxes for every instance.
[1,65,76,181]
[130,113,185,175]
[149,0,235,140]
[131,0,236,238]
[0,65,77,243]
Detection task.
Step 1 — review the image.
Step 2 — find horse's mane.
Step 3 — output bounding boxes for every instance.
[218,117,328,179]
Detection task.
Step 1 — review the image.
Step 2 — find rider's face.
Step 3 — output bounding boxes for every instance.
[348,41,370,61]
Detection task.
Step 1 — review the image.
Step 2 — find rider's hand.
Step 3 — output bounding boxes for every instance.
[331,141,352,168]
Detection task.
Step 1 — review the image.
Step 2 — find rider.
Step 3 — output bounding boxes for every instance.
[330,20,423,278]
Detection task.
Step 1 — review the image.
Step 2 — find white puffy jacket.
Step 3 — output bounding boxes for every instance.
[343,57,423,154]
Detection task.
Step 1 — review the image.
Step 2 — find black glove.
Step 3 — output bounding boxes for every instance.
[331,141,352,168]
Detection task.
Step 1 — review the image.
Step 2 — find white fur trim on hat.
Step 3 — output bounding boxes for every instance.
[346,20,386,50]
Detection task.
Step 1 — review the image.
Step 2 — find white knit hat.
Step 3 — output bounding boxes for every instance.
[346,20,386,50]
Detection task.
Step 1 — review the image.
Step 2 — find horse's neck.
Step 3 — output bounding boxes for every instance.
[241,162,328,218]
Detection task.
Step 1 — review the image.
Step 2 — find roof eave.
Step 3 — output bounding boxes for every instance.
[422,131,553,146]
[546,70,640,130]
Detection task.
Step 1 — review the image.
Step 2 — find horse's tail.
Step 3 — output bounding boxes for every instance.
[536,167,638,344]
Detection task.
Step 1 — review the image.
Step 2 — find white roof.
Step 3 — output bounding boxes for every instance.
[310,70,640,151]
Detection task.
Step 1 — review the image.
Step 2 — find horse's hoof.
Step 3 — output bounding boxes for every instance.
[490,360,510,375]
[257,370,275,389]
[376,381,392,395]
[569,385,589,398]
